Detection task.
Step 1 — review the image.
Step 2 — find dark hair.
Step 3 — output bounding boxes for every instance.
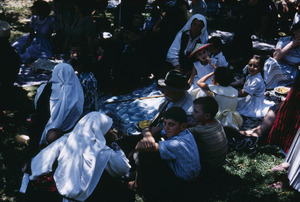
[214,66,233,86]
[163,107,187,124]
[207,36,223,49]
[33,0,51,17]
[248,55,267,78]
[193,96,219,119]
[69,54,92,72]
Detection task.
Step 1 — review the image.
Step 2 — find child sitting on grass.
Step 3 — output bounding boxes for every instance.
[188,43,217,91]
[197,66,243,130]
[232,55,274,117]
[188,96,228,197]
[188,96,228,169]
[133,107,201,201]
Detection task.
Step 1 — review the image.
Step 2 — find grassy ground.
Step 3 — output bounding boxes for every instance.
[0,0,300,201]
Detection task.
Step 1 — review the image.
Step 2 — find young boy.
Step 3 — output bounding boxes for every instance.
[134,107,201,201]
[188,96,228,169]
[188,96,228,196]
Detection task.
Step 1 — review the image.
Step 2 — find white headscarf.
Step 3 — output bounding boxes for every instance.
[166,14,209,66]
[30,111,130,201]
[35,63,84,145]
[178,14,208,44]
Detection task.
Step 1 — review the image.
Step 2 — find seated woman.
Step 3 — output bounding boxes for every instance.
[263,22,300,89]
[166,14,209,74]
[27,111,131,201]
[267,74,300,153]
[12,0,60,63]
[241,74,299,154]
[28,63,84,158]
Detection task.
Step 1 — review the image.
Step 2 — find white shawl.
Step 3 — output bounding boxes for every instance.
[35,63,84,145]
[30,111,131,201]
[166,14,209,65]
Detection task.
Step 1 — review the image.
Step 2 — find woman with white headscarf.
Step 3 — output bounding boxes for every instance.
[28,111,131,201]
[28,63,84,156]
[166,14,208,74]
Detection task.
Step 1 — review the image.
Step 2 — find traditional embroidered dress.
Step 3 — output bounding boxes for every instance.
[267,77,300,153]
[78,72,98,112]
[286,128,300,192]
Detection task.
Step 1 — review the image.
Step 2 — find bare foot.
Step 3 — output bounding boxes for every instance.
[128,180,138,192]
[271,162,290,172]
[269,181,283,189]
[240,128,260,137]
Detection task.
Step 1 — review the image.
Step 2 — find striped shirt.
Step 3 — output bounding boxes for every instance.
[188,119,228,168]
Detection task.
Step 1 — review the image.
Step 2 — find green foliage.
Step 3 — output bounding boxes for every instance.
[220,146,300,202]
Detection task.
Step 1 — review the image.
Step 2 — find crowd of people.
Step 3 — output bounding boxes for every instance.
[0,0,300,201]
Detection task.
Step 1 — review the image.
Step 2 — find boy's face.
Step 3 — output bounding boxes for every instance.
[196,48,209,62]
[163,119,185,138]
[192,104,209,123]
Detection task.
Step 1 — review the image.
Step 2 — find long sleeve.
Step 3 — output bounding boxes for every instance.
[166,32,183,67]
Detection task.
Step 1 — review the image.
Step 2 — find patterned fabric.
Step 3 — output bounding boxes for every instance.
[30,112,130,201]
[159,129,201,181]
[263,57,290,89]
[78,72,98,111]
[188,119,228,168]
[286,128,300,192]
[267,78,300,153]
[263,36,300,89]
[30,173,57,192]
